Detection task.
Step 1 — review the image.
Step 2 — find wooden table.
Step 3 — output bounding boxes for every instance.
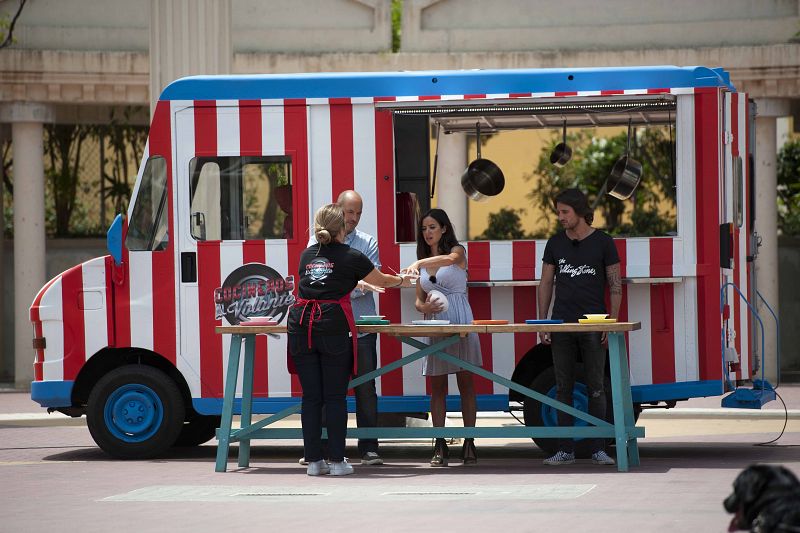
[214,322,644,472]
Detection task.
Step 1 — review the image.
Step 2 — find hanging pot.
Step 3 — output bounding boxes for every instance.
[607,119,643,200]
[461,122,505,201]
[550,120,572,167]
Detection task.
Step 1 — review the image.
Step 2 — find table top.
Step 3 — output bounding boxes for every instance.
[216,322,641,336]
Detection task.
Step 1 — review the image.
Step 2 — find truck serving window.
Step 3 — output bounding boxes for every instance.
[384,95,678,240]
[126,156,169,251]
[189,156,292,241]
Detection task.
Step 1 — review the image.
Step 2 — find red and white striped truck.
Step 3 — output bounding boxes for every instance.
[30,66,760,458]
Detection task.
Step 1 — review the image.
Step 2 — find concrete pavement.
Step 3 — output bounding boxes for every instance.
[2,384,799,532]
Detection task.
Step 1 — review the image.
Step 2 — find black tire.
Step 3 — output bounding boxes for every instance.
[86,365,185,459]
[173,409,221,447]
[522,365,613,458]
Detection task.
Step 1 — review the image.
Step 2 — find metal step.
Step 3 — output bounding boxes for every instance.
[721,379,777,409]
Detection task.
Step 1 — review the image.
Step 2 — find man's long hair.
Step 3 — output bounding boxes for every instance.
[416,208,461,260]
[554,188,594,225]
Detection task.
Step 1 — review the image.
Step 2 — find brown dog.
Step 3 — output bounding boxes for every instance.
[723,464,800,532]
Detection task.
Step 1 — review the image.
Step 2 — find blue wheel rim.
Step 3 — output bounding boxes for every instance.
[540,382,590,441]
[103,384,164,443]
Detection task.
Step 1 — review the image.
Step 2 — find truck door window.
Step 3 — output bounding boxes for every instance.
[189,156,292,241]
[126,156,169,251]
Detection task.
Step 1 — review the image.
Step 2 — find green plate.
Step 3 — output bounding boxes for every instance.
[356,319,390,325]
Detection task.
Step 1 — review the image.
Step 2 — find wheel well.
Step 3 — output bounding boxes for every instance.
[510,343,553,403]
[71,348,193,417]
[509,342,618,403]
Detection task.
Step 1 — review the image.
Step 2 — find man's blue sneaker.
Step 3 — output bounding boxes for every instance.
[543,450,575,465]
[591,450,616,465]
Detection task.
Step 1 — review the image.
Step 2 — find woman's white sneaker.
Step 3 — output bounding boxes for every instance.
[330,459,354,476]
[306,459,330,476]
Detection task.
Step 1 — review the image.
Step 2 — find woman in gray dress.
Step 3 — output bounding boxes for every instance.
[402,208,481,466]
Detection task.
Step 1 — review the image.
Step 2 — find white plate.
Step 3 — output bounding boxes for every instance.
[411,319,451,325]
[359,315,385,320]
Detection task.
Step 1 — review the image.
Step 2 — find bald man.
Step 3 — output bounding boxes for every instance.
[306,190,384,465]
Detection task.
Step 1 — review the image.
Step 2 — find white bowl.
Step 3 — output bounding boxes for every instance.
[428,289,449,313]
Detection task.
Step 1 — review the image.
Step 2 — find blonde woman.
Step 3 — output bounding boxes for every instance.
[287,203,416,476]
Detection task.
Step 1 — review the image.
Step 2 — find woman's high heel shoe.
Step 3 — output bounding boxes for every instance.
[462,438,477,465]
[430,438,449,467]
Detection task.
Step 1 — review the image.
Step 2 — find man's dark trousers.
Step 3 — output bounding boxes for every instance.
[551,331,607,454]
[355,333,379,455]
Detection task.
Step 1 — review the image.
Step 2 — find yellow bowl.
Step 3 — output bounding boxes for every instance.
[583,314,609,320]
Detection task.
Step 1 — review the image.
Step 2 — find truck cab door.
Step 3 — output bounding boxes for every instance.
[174,102,308,402]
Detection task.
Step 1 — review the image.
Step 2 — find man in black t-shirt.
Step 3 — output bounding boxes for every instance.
[537,188,622,466]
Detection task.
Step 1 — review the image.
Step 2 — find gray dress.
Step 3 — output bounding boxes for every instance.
[419,263,483,376]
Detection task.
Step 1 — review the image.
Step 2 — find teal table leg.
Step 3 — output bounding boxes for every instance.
[215,333,242,472]
[608,332,637,472]
[238,334,256,468]
[613,332,640,467]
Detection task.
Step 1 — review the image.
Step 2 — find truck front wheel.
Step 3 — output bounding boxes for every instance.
[86,365,185,459]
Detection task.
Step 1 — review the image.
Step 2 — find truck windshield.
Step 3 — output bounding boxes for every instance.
[126,156,169,251]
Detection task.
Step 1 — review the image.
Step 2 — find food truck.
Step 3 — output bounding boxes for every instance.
[29,66,765,458]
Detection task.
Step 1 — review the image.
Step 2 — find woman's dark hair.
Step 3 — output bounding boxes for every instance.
[554,188,594,225]
[416,208,461,259]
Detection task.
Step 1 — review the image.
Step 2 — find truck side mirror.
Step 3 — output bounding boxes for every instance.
[107,214,124,265]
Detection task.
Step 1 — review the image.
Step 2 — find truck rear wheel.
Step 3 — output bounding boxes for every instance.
[522,365,613,458]
[86,365,185,459]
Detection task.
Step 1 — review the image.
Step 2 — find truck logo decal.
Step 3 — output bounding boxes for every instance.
[214,263,296,325]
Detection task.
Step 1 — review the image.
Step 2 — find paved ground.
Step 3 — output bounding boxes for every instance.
[1,384,798,533]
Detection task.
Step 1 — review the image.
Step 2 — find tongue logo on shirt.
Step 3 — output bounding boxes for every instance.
[306,258,334,285]
[214,263,296,325]
[558,258,597,278]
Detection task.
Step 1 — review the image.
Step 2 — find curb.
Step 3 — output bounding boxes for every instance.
[0,412,87,427]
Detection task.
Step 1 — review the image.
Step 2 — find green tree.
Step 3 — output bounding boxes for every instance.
[525,126,676,237]
[391,0,402,52]
[0,0,27,49]
[97,109,148,226]
[44,124,92,237]
[778,137,800,236]
[476,207,535,240]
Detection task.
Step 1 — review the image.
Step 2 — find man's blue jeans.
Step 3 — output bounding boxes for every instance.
[550,331,607,454]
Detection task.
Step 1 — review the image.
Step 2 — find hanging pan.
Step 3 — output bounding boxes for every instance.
[550,120,572,167]
[461,122,505,201]
[607,118,643,200]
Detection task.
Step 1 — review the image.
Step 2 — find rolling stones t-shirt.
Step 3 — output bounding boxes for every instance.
[542,230,620,323]
[288,242,374,335]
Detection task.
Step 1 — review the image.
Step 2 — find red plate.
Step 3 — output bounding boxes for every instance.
[472,319,509,325]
